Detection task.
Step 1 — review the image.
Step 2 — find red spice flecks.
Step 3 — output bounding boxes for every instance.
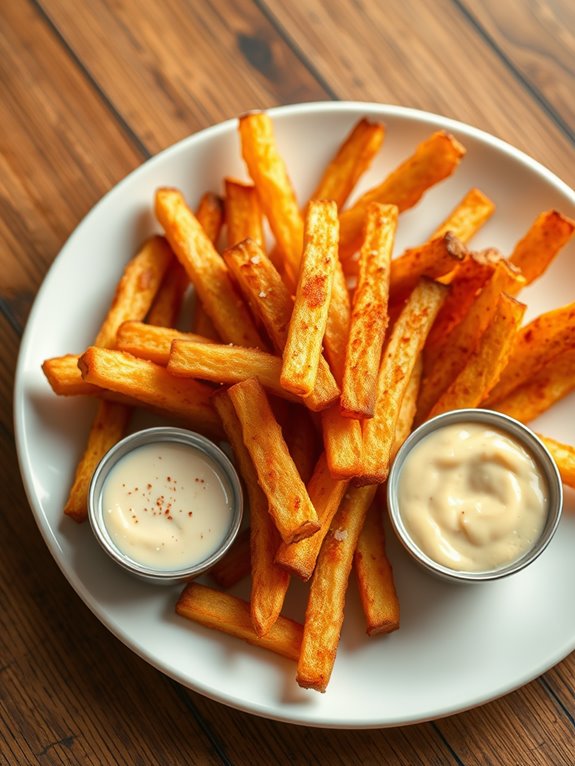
[188,512,193,517]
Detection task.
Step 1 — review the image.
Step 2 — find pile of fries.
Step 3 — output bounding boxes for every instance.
[43,111,575,693]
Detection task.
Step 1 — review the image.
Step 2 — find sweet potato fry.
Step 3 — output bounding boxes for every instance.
[238,111,304,289]
[275,453,349,581]
[389,232,467,301]
[155,187,265,348]
[78,347,222,439]
[427,294,526,419]
[281,201,339,397]
[359,279,448,484]
[223,238,340,411]
[208,527,251,589]
[116,321,212,365]
[297,484,377,692]
[537,435,575,489]
[341,203,396,417]
[227,378,319,544]
[491,350,575,423]
[484,301,575,405]
[225,178,264,248]
[308,118,385,208]
[339,131,466,263]
[431,187,495,242]
[213,390,289,636]
[509,210,575,286]
[320,406,364,479]
[176,582,302,661]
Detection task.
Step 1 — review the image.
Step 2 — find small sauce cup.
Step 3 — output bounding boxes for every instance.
[387,409,563,583]
[88,427,243,584]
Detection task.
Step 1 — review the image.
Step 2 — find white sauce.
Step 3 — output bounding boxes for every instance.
[102,441,233,570]
[398,423,548,572]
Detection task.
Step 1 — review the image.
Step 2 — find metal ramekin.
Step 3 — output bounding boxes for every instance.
[88,427,243,584]
[387,409,563,583]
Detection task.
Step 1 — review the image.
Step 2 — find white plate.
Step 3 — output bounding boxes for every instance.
[14,102,575,728]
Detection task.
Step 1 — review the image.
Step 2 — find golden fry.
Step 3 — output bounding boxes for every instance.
[389,232,467,301]
[116,321,211,365]
[195,191,225,244]
[323,259,352,385]
[208,528,251,589]
[43,354,103,397]
[431,187,495,242]
[509,210,575,286]
[320,406,364,479]
[280,403,321,484]
[146,259,189,328]
[537,435,575,489]
[225,179,264,248]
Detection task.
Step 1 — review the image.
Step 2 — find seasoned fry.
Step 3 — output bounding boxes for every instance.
[208,527,251,589]
[509,210,575,286]
[281,200,339,397]
[297,484,376,692]
[339,131,466,263]
[323,259,352,384]
[116,321,211,365]
[431,187,495,242]
[155,187,265,348]
[492,350,575,423]
[195,190,225,244]
[213,390,289,636]
[391,355,423,461]
[537,435,575,489]
[225,179,264,248]
[389,232,467,301]
[227,378,319,544]
[280,404,321,484]
[320,406,364,479]
[308,118,385,208]
[63,401,131,523]
[484,302,575,405]
[78,346,223,439]
[275,454,349,581]
[176,583,302,661]
[341,203,396,417]
[428,294,526,418]
[238,111,304,289]
[359,279,448,484]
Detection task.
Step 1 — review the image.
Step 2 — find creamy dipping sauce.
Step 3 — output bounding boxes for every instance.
[102,441,234,570]
[397,423,548,572]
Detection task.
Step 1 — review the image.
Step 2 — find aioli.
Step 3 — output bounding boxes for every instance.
[397,423,548,572]
[102,441,234,570]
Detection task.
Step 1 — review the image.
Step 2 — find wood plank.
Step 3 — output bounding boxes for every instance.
[262,0,575,186]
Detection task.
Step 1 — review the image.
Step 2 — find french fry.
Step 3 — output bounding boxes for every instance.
[484,301,575,405]
[280,403,321,484]
[223,238,340,411]
[63,401,131,523]
[509,210,575,286]
[146,259,189,328]
[43,354,104,397]
[176,583,302,661]
[190,302,221,341]
[427,293,526,419]
[208,527,251,589]
[238,111,304,289]
[359,279,448,484]
[341,203,396,417]
[227,378,319,544]
[491,350,575,423]
[281,200,339,397]
[195,190,225,244]
[225,179,264,248]
[323,259,352,385]
[168,340,300,403]
[78,347,223,439]
[213,390,289,636]
[297,484,376,692]
[275,453,349,581]
[155,187,265,348]
[391,354,423,461]
[431,187,495,242]
[116,321,212,365]
[308,118,385,208]
[354,499,399,636]
[320,406,364,479]
[537,435,575,489]
[339,131,466,264]
[416,259,525,422]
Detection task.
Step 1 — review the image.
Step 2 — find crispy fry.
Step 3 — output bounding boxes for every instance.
[389,232,467,301]
[275,453,349,580]
[354,499,399,636]
[116,321,212,365]
[341,203,396,417]
[280,404,321,484]
[208,527,251,589]
[416,259,525,422]
[195,191,225,244]
[339,131,466,264]
[323,259,352,384]
[431,187,495,242]
[147,258,189,328]
[155,187,265,348]
[43,354,104,397]
[308,118,385,208]
[223,238,340,411]
[359,279,448,484]
[492,350,575,423]
[63,401,131,523]
[190,302,221,341]
[484,302,575,405]
[176,582,302,661]
[213,390,289,636]
[428,294,526,418]
[225,179,264,248]
[78,347,222,439]
[297,484,376,692]
[320,406,364,479]
[238,111,304,289]
[509,210,575,286]
[227,378,319,544]
[391,354,423,461]
[537,435,575,489]
[281,200,339,397]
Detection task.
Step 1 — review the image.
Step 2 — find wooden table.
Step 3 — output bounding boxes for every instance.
[4,1,574,763]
